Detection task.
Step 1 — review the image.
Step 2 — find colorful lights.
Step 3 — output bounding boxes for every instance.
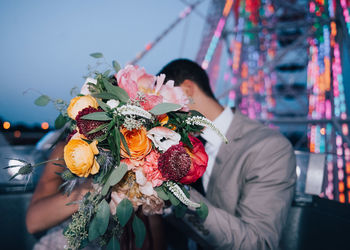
[41,122,49,130]
[3,121,10,130]
[201,0,234,69]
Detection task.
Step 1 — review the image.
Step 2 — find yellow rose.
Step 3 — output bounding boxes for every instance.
[67,95,98,120]
[64,139,100,177]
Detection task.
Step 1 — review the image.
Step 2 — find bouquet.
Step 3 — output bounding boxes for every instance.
[10,56,227,249]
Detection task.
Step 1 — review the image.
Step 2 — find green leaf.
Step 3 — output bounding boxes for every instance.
[96,98,110,111]
[154,186,169,200]
[196,202,208,220]
[120,133,130,157]
[167,191,180,206]
[103,69,111,77]
[149,103,182,115]
[34,95,50,106]
[189,110,205,117]
[116,199,133,227]
[90,52,103,58]
[112,60,121,73]
[106,236,120,250]
[87,122,109,135]
[132,215,146,248]
[174,203,187,218]
[88,199,110,241]
[54,113,67,129]
[101,163,128,196]
[109,163,128,186]
[113,127,121,161]
[102,78,129,102]
[81,112,112,121]
[92,92,120,100]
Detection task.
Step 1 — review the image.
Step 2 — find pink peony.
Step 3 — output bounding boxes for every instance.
[143,150,166,187]
[159,81,189,111]
[115,65,156,100]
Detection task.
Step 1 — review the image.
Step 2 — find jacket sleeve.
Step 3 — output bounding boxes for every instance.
[175,138,297,249]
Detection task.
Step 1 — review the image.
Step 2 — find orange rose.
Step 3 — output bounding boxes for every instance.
[64,139,100,177]
[67,95,98,120]
[120,127,152,160]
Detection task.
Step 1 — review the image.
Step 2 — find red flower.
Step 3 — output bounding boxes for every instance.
[76,107,106,140]
[158,143,191,182]
[180,135,208,184]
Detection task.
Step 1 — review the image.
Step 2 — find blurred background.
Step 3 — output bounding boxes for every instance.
[1,0,350,249]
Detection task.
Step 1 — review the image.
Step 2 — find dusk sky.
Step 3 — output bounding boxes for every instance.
[1,1,350,128]
[0,0,209,126]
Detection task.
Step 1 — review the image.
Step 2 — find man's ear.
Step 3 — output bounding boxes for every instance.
[180,80,196,97]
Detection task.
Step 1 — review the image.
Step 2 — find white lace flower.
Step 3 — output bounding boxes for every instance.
[186,116,228,143]
[117,104,152,119]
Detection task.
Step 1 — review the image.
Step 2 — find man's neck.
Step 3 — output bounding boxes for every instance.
[197,95,224,121]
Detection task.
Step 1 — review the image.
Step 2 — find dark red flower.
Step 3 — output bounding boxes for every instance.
[76,107,106,140]
[158,143,191,182]
[180,135,208,184]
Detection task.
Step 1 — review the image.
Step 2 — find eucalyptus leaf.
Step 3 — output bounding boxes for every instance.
[81,112,112,121]
[87,122,109,135]
[132,215,146,248]
[113,127,121,160]
[98,199,110,233]
[106,236,120,250]
[120,133,130,156]
[112,60,121,73]
[54,113,67,129]
[103,69,111,77]
[196,202,209,220]
[88,199,110,241]
[149,103,182,115]
[109,163,128,186]
[154,186,169,200]
[90,52,103,58]
[101,163,128,196]
[34,95,50,106]
[167,191,180,206]
[96,98,110,111]
[174,203,187,218]
[88,217,99,241]
[103,78,129,102]
[92,92,120,100]
[116,199,133,227]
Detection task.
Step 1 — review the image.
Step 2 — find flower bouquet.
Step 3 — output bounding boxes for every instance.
[10,55,227,249]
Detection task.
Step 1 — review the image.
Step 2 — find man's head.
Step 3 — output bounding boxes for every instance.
[158,58,216,100]
[158,58,223,121]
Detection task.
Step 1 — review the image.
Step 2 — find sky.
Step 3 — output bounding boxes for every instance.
[0,0,209,126]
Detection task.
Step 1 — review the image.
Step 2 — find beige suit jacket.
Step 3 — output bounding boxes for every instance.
[174,109,296,250]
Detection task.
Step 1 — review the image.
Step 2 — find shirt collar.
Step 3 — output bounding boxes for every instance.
[201,106,234,147]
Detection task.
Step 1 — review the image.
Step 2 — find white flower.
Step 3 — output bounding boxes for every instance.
[147,127,181,152]
[106,99,120,109]
[80,77,97,95]
[135,168,154,196]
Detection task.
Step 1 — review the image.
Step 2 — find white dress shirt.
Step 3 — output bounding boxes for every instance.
[201,106,234,192]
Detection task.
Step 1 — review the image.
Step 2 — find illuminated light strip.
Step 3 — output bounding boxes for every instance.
[201,0,234,69]
[128,2,199,65]
[340,0,350,35]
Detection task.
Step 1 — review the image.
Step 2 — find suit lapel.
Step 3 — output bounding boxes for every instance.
[206,109,246,198]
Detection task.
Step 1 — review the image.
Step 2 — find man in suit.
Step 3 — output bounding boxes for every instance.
[158,59,296,249]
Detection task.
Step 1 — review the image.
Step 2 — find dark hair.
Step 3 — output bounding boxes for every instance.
[158,58,216,100]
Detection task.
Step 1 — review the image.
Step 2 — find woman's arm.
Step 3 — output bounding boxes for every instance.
[26,141,92,234]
